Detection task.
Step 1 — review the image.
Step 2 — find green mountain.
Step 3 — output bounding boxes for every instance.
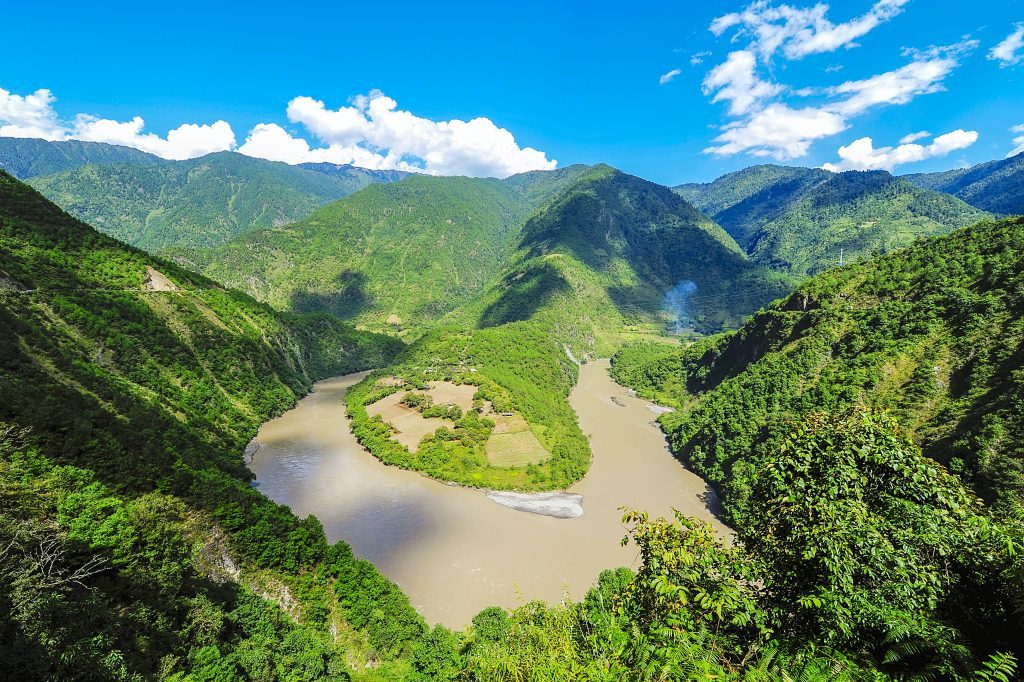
[454,165,793,354]
[299,161,411,184]
[25,151,403,252]
[612,215,1024,518]
[904,152,1024,216]
[676,165,989,276]
[0,136,166,178]
[0,170,431,678]
[195,165,597,335]
[340,166,792,493]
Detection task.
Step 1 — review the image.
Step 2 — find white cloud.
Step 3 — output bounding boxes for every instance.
[898,130,930,144]
[702,50,783,115]
[822,129,978,171]
[700,39,976,160]
[248,91,556,178]
[690,51,712,66]
[71,116,235,160]
[711,0,910,61]
[659,68,683,85]
[989,23,1024,67]
[0,85,554,177]
[0,86,235,159]
[1009,124,1024,157]
[0,88,65,139]
[705,103,847,158]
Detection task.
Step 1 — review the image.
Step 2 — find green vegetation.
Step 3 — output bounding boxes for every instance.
[0,170,428,678]
[676,164,989,276]
[26,151,402,252]
[343,166,789,490]
[0,137,165,179]
[612,216,1024,518]
[347,322,590,490]
[905,151,1024,216]
[454,165,793,354]
[366,411,1020,680]
[197,165,595,336]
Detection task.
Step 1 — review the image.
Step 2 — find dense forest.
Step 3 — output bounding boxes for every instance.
[905,151,1024,216]
[676,164,989,275]
[24,152,404,251]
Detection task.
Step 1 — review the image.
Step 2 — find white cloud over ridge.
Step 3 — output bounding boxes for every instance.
[0,87,555,177]
[822,129,978,171]
[989,24,1024,67]
[1010,125,1024,157]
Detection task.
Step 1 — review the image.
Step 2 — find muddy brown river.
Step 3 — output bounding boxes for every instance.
[248,359,730,628]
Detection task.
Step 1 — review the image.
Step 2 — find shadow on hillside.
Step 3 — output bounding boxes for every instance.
[477,262,570,328]
[290,270,374,320]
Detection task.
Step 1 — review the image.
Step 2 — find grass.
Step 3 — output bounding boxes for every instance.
[486,415,549,467]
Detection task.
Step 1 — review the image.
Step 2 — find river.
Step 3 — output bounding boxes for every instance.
[248,359,730,628]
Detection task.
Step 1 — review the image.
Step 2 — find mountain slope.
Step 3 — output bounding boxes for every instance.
[904,152,1024,216]
[456,165,793,353]
[339,167,792,492]
[0,170,428,678]
[25,151,402,251]
[612,215,1024,517]
[0,136,166,178]
[299,161,411,185]
[196,165,596,335]
[676,165,989,276]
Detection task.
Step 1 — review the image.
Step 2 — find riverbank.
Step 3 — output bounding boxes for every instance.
[247,361,730,627]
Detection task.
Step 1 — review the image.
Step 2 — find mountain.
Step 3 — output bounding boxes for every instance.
[0,170,427,678]
[340,166,792,493]
[904,152,1024,216]
[612,214,1023,518]
[676,165,989,276]
[0,136,166,178]
[454,165,793,353]
[299,161,411,185]
[194,165,598,335]
[25,151,404,252]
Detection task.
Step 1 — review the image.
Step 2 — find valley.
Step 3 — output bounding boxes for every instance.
[248,361,729,628]
[1,136,1022,680]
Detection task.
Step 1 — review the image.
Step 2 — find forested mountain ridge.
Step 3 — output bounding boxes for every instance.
[0,136,166,178]
[612,215,1024,518]
[340,166,791,493]
[24,151,403,251]
[904,151,1024,216]
[451,165,793,354]
[0,170,430,678]
[194,165,597,336]
[675,164,989,276]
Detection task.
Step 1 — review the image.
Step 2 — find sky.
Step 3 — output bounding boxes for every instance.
[1,0,1022,184]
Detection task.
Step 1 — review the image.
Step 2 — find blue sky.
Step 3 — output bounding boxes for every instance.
[1,0,1022,183]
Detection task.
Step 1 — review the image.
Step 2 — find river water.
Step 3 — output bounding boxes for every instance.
[248,359,730,628]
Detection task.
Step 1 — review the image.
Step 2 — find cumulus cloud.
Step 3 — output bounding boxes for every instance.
[711,0,910,61]
[0,86,235,159]
[705,103,847,158]
[659,68,683,85]
[702,50,783,115]
[0,88,65,139]
[71,116,235,160]
[989,23,1024,67]
[1,85,554,177]
[1009,124,1024,157]
[239,91,556,178]
[822,129,978,171]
